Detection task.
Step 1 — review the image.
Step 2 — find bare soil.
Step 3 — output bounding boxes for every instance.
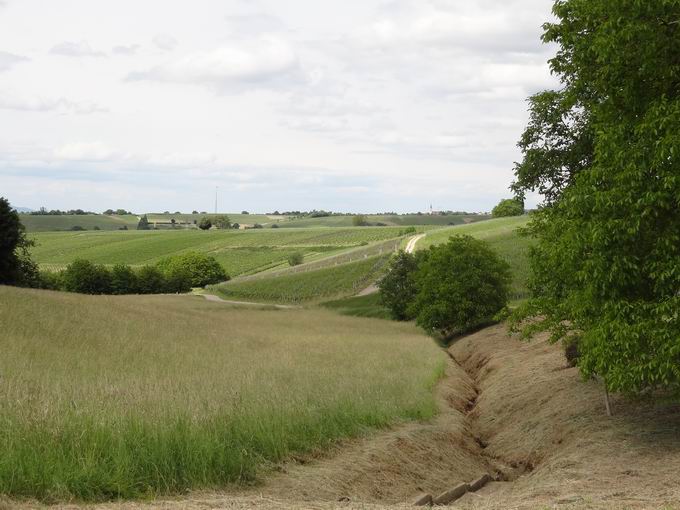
[10,325,680,510]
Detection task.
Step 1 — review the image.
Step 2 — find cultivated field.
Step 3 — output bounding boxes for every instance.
[19,213,488,233]
[212,255,391,304]
[419,216,532,301]
[0,286,444,501]
[145,213,280,226]
[29,228,410,276]
[18,214,139,232]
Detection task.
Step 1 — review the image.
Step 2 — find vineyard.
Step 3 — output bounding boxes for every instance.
[18,214,139,232]
[211,255,392,304]
[29,228,410,276]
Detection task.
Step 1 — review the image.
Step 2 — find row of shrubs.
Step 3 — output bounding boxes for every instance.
[38,252,229,295]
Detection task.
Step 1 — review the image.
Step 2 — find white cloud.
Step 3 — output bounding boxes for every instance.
[359,5,545,55]
[50,40,105,57]
[224,14,286,36]
[0,0,556,212]
[128,36,301,91]
[112,44,139,56]
[55,142,115,161]
[0,51,28,72]
[0,91,107,114]
[153,34,178,52]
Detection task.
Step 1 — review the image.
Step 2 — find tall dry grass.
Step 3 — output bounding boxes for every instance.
[0,286,444,502]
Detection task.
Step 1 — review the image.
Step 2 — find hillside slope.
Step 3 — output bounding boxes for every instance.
[31,324,680,509]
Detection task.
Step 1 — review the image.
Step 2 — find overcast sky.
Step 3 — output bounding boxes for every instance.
[0,0,557,214]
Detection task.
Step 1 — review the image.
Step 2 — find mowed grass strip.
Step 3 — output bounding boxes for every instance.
[321,293,392,320]
[0,286,444,502]
[419,216,533,301]
[212,255,391,304]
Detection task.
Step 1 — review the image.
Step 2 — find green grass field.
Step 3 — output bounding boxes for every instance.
[321,293,392,320]
[212,255,391,304]
[0,286,444,501]
[29,228,408,276]
[18,214,139,232]
[419,216,533,301]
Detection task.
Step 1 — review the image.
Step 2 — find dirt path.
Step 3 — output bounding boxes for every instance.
[404,233,426,253]
[21,325,680,510]
[357,233,425,297]
[198,293,300,309]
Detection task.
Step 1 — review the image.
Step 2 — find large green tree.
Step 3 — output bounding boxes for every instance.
[410,236,510,338]
[511,0,680,397]
[0,197,38,286]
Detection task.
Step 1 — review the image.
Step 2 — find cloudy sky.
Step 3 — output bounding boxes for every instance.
[0,0,557,214]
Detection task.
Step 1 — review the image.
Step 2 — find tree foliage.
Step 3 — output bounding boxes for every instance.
[352,214,369,227]
[379,237,510,336]
[213,215,231,229]
[157,252,228,287]
[378,250,420,321]
[0,197,39,286]
[137,215,151,230]
[62,260,113,294]
[510,0,680,397]
[198,217,212,231]
[491,198,524,218]
[411,236,510,337]
[287,252,304,267]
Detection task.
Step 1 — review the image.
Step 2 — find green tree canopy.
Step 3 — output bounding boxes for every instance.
[411,236,510,337]
[378,250,421,321]
[352,214,368,227]
[198,217,212,231]
[511,0,680,398]
[0,197,38,286]
[491,198,524,218]
[137,215,150,230]
[213,215,231,229]
[157,252,228,287]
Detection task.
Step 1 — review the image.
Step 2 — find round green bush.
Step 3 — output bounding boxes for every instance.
[492,198,524,218]
[110,264,138,295]
[62,259,112,294]
[287,252,304,266]
[135,265,166,294]
[410,235,511,337]
[158,252,228,288]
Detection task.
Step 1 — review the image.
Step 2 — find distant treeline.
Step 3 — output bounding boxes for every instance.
[266,210,483,217]
[28,208,97,216]
[26,208,135,216]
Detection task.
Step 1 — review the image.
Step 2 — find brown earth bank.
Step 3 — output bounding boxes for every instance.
[8,325,680,510]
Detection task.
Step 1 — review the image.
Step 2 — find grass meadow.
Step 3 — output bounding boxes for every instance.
[321,293,392,320]
[29,227,408,276]
[419,216,533,301]
[212,255,391,304]
[0,286,444,502]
